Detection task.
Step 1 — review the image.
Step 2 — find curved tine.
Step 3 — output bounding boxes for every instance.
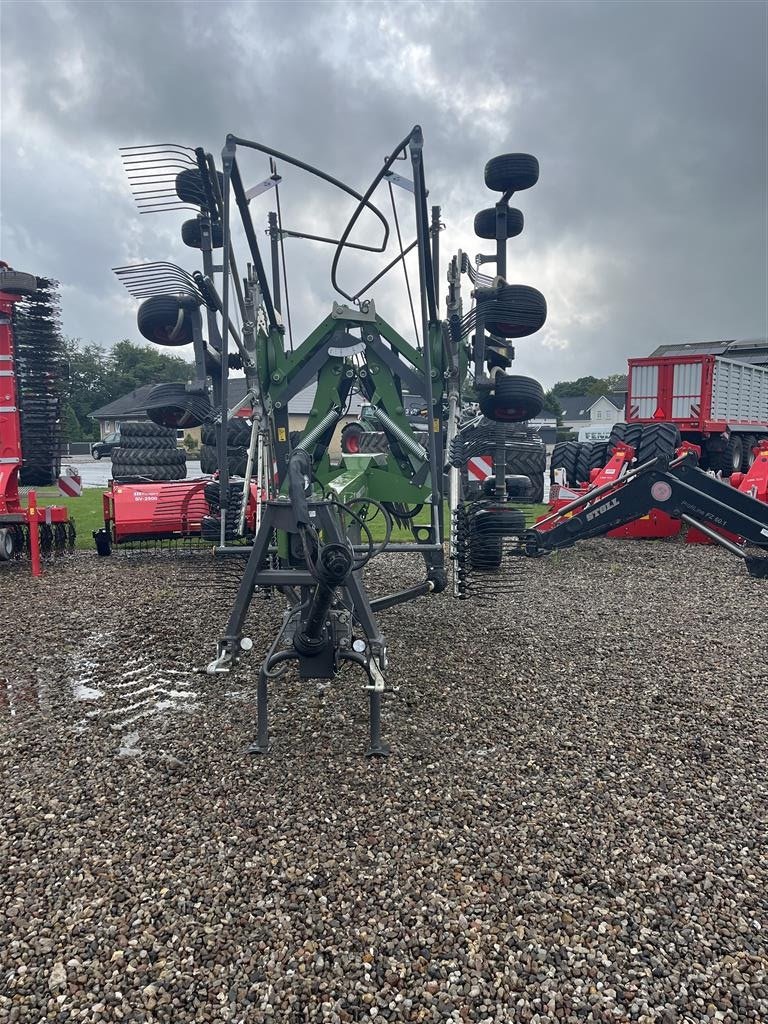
[120,143,197,156]
[135,203,200,215]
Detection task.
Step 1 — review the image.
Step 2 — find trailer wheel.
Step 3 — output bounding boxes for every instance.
[715,434,744,476]
[484,154,539,193]
[741,435,757,471]
[137,295,197,346]
[480,374,544,423]
[469,507,526,570]
[0,528,16,561]
[181,218,224,249]
[473,207,524,240]
[481,284,547,339]
[175,168,225,208]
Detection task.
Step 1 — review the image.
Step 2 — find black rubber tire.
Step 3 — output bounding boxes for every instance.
[741,435,757,472]
[473,207,524,240]
[112,447,186,467]
[469,507,526,570]
[507,443,546,502]
[484,154,539,193]
[111,463,187,482]
[117,435,177,450]
[716,434,744,476]
[589,442,609,473]
[204,480,245,513]
[119,421,177,440]
[550,440,581,487]
[606,422,628,453]
[480,375,544,423]
[200,419,251,446]
[341,423,365,454]
[623,423,643,459]
[199,444,248,477]
[145,383,213,429]
[575,443,595,487]
[137,295,197,346]
[482,285,547,339]
[93,450,102,460]
[175,168,225,207]
[634,422,681,466]
[181,219,224,249]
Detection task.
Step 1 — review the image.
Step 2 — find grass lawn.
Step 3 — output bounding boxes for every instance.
[22,487,105,550]
[18,487,549,552]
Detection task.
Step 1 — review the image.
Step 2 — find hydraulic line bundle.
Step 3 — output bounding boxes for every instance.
[109,127,768,754]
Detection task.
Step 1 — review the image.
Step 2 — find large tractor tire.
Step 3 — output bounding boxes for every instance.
[111,463,187,482]
[507,442,546,502]
[550,441,580,488]
[714,434,744,477]
[484,154,539,193]
[199,444,248,477]
[635,422,681,465]
[200,418,252,447]
[741,434,757,472]
[137,295,197,346]
[480,374,544,423]
[119,421,177,441]
[473,207,524,240]
[111,447,186,467]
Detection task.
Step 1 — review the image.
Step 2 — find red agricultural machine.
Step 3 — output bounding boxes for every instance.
[0,264,75,572]
[95,475,266,554]
[626,349,768,474]
[543,431,768,554]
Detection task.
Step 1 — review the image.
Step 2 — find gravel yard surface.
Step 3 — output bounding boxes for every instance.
[1,541,767,1023]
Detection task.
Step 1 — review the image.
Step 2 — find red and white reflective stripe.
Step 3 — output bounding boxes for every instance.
[57,471,82,498]
[467,454,493,481]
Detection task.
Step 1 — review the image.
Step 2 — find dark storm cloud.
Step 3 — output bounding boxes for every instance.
[1,0,765,386]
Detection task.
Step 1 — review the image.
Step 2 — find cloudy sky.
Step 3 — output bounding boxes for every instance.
[1,0,766,388]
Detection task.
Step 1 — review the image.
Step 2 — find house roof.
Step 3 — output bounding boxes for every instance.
[557,392,626,421]
[648,338,768,365]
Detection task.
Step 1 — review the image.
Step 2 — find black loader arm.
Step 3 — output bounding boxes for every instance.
[526,453,768,578]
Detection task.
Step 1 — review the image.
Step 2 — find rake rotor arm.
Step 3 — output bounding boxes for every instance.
[526,454,768,577]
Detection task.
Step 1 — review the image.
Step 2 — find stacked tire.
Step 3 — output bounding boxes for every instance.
[201,480,248,541]
[200,418,252,476]
[111,422,186,481]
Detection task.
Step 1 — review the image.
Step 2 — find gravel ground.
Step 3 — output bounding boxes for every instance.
[1,540,767,1023]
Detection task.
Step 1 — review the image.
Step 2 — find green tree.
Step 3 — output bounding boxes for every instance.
[63,337,194,438]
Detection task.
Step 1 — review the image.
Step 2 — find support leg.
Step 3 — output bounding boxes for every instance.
[366,689,390,758]
[245,666,270,754]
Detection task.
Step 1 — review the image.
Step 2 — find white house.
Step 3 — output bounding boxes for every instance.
[558,392,626,433]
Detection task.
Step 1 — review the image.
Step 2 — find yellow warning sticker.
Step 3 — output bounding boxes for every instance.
[433,418,440,433]
[278,427,287,441]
